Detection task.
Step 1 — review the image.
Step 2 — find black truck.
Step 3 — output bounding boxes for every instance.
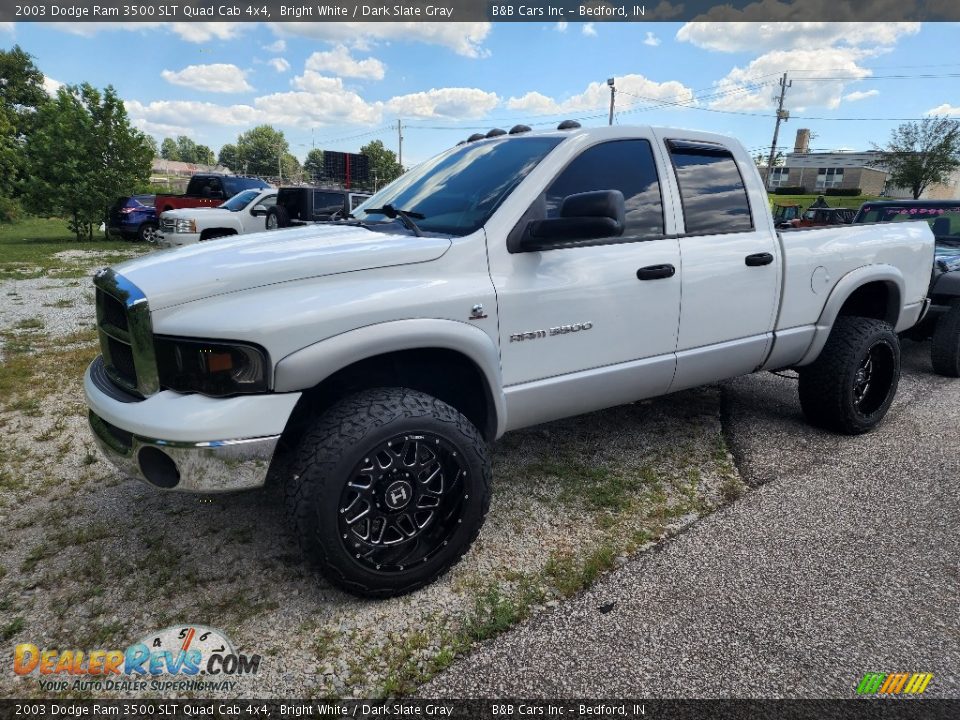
[854,200,960,375]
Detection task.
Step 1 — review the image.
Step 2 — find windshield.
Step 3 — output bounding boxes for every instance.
[856,204,960,240]
[220,189,261,211]
[353,136,563,236]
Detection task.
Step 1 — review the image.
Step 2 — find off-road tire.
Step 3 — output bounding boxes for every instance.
[798,316,900,435]
[930,300,960,377]
[265,205,290,230]
[137,221,158,243]
[285,388,491,598]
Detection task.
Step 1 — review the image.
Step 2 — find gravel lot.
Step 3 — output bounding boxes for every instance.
[424,341,960,698]
[0,249,744,699]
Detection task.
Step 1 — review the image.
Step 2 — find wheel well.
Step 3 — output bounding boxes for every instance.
[274,349,496,474]
[199,228,237,241]
[836,281,899,326]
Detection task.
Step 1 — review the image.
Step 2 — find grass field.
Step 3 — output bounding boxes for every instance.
[0,217,138,280]
[767,193,883,211]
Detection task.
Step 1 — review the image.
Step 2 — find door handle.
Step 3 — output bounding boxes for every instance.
[636,264,676,280]
[745,252,774,267]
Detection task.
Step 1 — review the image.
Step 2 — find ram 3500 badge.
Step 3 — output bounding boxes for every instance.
[85,124,934,598]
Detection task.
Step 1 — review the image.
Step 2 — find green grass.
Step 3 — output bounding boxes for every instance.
[767,193,883,211]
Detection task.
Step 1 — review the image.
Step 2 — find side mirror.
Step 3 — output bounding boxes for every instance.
[251,206,267,217]
[519,190,625,251]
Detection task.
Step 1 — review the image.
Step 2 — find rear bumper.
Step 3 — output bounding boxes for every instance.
[84,358,301,493]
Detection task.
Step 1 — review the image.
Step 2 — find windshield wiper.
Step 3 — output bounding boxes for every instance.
[364,204,425,236]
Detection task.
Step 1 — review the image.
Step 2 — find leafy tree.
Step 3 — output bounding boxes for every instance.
[194,144,216,166]
[235,124,289,178]
[218,143,239,171]
[144,135,158,157]
[24,83,153,241]
[875,118,960,199]
[360,139,403,187]
[282,153,301,183]
[160,137,179,161]
[303,148,324,182]
[0,45,47,209]
[174,135,198,163]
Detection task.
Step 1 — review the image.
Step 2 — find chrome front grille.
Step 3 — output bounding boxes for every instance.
[160,217,176,234]
[94,268,159,397]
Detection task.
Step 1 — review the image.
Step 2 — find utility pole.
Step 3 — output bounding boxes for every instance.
[766,72,791,188]
[397,119,403,170]
[607,77,616,126]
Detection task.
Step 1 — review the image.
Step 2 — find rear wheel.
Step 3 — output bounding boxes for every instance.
[285,388,491,598]
[798,317,900,434]
[137,221,158,244]
[265,206,290,230]
[930,300,960,377]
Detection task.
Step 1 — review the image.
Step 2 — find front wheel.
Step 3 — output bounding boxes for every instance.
[285,388,491,598]
[265,205,289,230]
[798,317,900,434]
[930,300,960,377]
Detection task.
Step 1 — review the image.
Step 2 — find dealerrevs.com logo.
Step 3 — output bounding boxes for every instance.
[13,625,261,693]
[856,672,934,696]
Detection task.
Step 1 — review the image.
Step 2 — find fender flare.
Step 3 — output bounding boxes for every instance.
[272,319,507,438]
[797,264,904,366]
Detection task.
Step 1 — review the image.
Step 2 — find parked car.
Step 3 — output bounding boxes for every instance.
[106,195,158,243]
[853,200,960,375]
[774,203,855,229]
[157,188,278,248]
[85,124,933,598]
[264,187,371,229]
[154,174,270,214]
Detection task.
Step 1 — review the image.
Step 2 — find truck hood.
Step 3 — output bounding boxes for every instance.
[111,223,452,310]
[161,207,227,219]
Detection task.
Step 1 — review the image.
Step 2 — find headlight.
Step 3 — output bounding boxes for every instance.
[154,336,269,396]
[174,218,197,233]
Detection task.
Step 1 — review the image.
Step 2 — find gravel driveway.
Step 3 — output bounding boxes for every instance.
[423,341,960,698]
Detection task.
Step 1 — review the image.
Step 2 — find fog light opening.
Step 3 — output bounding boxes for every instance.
[138,446,180,489]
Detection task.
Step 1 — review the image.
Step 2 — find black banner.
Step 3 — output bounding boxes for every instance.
[4,1,960,24]
[1,700,959,720]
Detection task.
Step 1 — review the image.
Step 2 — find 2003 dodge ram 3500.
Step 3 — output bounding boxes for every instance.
[85,125,935,597]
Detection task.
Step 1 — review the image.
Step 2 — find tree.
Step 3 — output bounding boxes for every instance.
[875,118,960,199]
[303,148,324,182]
[160,137,179,161]
[194,144,216,166]
[234,124,290,178]
[360,139,403,188]
[282,153,302,183]
[218,143,239,172]
[24,83,153,241]
[0,45,47,206]
[144,135,158,158]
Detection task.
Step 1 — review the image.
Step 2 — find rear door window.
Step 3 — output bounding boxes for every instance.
[668,140,753,235]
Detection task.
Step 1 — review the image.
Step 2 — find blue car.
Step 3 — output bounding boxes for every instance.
[107,195,158,242]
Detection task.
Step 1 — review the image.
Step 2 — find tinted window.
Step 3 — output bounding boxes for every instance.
[220,189,261,211]
[314,191,346,212]
[546,140,664,240]
[669,142,753,234]
[354,137,561,236]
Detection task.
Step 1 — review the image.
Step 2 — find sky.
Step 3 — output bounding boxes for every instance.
[4,20,960,167]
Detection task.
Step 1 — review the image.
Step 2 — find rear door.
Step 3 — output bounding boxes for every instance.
[660,137,780,391]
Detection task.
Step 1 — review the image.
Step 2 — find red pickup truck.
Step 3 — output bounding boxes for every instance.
[155,174,271,213]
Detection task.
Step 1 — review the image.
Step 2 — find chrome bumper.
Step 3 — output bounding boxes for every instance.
[88,411,279,493]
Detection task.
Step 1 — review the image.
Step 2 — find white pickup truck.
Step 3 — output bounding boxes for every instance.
[85,124,934,597]
[156,187,277,247]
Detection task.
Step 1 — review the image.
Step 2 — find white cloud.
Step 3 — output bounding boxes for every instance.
[132,118,193,139]
[291,71,345,94]
[42,76,63,97]
[264,39,286,53]
[268,57,291,73]
[49,21,246,43]
[709,48,874,111]
[843,89,879,102]
[508,74,694,116]
[304,45,385,80]
[161,64,252,93]
[582,23,597,37]
[676,18,920,53]
[386,87,500,119]
[643,32,661,47]
[555,21,569,32]
[927,104,960,117]
[125,99,259,128]
[269,22,491,58]
[0,22,14,33]
[169,22,246,42]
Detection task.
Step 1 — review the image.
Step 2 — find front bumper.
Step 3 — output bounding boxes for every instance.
[156,231,200,248]
[85,358,301,493]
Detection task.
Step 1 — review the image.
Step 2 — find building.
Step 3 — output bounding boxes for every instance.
[766,129,887,195]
